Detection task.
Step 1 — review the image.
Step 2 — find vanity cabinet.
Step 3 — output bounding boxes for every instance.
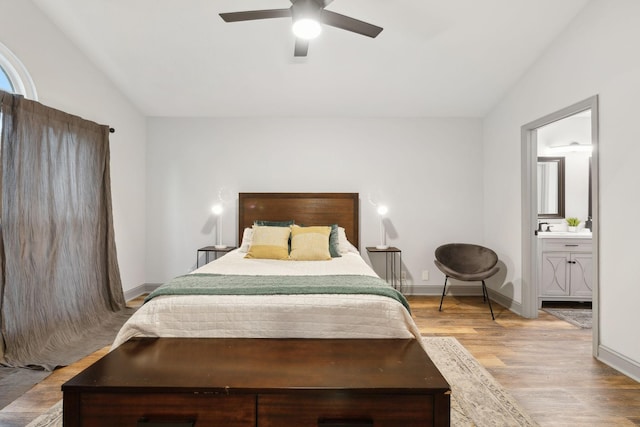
[538,238,592,307]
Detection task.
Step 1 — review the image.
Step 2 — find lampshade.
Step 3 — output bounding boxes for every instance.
[211,204,223,216]
[292,18,322,39]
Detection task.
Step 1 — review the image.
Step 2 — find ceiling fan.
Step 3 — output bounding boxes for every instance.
[219,0,383,57]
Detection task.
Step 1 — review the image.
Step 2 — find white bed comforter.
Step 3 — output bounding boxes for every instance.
[112,250,421,348]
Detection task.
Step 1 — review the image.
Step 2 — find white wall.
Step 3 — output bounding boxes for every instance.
[0,0,147,293]
[483,0,640,376]
[146,117,483,293]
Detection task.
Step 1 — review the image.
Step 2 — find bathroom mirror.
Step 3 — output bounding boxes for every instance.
[537,156,565,218]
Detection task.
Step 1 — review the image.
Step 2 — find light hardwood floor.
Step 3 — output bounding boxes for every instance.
[1,295,639,426]
[410,296,640,426]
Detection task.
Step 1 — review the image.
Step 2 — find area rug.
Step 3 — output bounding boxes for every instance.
[26,336,537,427]
[542,308,592,329]
[424,337,538,426]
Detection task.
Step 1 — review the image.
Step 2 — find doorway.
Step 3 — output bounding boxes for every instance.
[520,95,599,356]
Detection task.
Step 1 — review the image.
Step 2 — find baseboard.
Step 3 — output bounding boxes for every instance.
[124,283,161,301]
[404,283,484,296]
[406,284,524,316]
[598,344,640,382]
[489,290,523,316]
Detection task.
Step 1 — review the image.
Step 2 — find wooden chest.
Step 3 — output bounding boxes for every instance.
[62,338,450,427]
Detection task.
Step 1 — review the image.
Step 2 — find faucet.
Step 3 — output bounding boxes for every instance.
[536,222,549,234]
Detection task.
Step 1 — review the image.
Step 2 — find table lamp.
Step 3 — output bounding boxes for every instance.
[211,204,226,249]
[376,205,389,250]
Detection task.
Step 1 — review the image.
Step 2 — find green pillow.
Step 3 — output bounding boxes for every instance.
[254,220,294,227]
[329,224,342,258]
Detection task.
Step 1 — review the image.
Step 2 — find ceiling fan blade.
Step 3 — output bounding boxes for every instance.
[320,10,383,38]
[294,38,309,57]
[219,9,292,22]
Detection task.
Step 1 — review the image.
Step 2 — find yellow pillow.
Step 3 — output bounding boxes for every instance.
[244,225,291,260]
[289,225,332,261]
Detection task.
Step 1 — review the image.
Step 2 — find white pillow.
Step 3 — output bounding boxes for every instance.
[338,227,358,253]
[239,227,253,253]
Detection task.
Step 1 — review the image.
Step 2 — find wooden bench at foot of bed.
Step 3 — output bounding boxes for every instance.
[62,338,451,427]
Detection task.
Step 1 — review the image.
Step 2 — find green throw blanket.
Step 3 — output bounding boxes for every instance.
[145,274,410,312]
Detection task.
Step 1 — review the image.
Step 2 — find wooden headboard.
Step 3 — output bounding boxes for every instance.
[238,193,360,249]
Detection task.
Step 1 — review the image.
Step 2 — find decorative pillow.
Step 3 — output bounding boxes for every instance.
[254,220,294,251]
[239,227,253,253]
[244,225,291,260]
[254,219,294,227]
[329,224,342,258]
[289,225,332,261]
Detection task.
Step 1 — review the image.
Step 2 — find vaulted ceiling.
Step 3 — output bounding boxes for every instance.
[32,0,589,117]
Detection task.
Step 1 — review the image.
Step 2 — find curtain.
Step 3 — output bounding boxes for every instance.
[0,90,125,370]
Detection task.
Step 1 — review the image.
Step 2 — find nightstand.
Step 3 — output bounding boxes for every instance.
[196,246,236,268]
[366,247,402,291]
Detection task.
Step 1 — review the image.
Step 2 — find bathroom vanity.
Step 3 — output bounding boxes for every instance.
[537,232,592,307]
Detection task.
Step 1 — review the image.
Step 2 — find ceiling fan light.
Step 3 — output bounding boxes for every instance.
[292,19,322,40]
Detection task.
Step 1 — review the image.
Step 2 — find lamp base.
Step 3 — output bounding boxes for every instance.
[214,244,227,249]
[375,245,389,250]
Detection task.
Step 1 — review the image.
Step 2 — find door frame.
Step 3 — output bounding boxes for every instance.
[521,95,599,356]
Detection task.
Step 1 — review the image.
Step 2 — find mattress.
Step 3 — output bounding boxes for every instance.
[112,250,421,348]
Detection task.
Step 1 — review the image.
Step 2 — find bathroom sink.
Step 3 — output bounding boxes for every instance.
[537,230,592,238]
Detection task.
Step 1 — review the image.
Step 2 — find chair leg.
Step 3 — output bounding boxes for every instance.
[482,280,495,320]
[438,276,449,312]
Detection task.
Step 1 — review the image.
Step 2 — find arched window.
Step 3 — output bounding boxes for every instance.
[0,65,13,92]
[0,42,37,99]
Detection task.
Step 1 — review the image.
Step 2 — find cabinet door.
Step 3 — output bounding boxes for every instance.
[569,253,593,297]
[541,252,570,296]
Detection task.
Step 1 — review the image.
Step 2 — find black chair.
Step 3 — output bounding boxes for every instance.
[434,243,499,320]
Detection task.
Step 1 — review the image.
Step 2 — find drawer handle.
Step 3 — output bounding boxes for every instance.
[564,244,579,247]
[137,418,195,427]
[318,419,373,427]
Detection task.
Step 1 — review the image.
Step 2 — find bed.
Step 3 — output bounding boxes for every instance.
[63,193,450,427]
[113,192,421,347]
